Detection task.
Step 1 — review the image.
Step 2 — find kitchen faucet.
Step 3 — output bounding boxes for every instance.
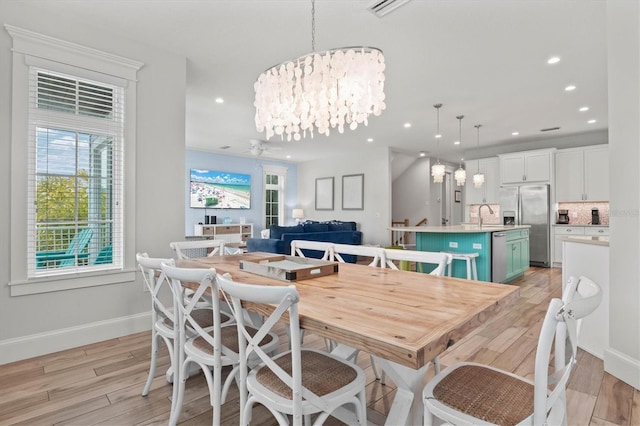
[478,204,494,227]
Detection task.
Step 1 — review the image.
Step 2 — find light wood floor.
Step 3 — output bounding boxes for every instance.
[0,267,638,425]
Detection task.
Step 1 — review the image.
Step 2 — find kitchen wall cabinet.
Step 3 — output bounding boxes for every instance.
[555,145,609,202]
[499,149,555,184]
[464,157,499,204]
[552,225,609,265]
[505,228,529,282]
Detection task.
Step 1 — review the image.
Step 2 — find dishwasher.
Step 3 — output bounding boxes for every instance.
[492,232,507,283]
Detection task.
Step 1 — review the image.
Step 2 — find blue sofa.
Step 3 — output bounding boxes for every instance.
[246,221,362,263]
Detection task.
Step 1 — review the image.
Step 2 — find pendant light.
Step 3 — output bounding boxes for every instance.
[454,115,466,186]
[431,103,445,183]
[473,124,485,188]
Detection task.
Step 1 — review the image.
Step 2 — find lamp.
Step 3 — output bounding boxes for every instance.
[431,103,445,183]
[253,0,386,142]
[454,115,466,186]
[473,124,485,188]
[292,209,304,224]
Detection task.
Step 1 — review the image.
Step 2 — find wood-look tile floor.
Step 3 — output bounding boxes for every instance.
[0,267,638,425]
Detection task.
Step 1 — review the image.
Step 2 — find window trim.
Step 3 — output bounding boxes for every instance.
[6,25,143,295]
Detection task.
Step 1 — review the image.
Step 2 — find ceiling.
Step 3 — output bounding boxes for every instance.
[26,0,608,163]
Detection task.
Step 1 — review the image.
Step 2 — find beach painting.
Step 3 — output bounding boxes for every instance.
[190,169,251,209]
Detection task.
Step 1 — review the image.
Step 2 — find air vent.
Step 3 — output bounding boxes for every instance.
[219,145,231,149]
[540,127,561,132]
[368,0,413,18]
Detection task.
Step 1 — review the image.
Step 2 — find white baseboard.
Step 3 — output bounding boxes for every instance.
[0,312,152,365]
[604,347,640,390]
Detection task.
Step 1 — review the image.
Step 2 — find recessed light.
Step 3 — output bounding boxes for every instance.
[435,134,442,139]
[419,151,426,157]
[286,155,292,159]
[512,132,519,136]
[404,123,412,128]
[579,106,589,112]
[454,141,460,145]
[367,138,374,143]
[587,119,597,124]
[547,56,561,65]
[565,85,576,92]
[215,97,224,104]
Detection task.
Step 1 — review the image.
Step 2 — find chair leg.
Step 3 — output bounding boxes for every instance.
[142,332,159,396]
[423,402,435,426]
[169,359,190,426]
[370,354,386,385]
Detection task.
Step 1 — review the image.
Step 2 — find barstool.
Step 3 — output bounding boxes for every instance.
[446,252,479,280]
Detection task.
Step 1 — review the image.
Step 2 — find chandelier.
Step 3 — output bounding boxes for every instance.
[253,0,386,141]
[431,104,445,183]
[454,115,466,186]
[473,124,485,188]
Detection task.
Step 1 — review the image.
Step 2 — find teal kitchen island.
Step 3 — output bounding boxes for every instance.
[392,225,531,283]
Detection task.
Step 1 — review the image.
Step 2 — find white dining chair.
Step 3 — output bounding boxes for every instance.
[290,239,334,261]
[332,243,385,266]
[384,248,451,276]
[136,253,177,396]
[217,273,368,426]
[161,263,279,426]
[423,276,602,426]
[170,239,225,259]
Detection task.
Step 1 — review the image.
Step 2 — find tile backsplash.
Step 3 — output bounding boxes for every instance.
[468,204,501,224]
[557,202,609,225]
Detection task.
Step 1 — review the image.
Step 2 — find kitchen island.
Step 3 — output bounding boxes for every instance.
[390,225,531,282]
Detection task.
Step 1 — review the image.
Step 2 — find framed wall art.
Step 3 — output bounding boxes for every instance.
[342,173,364,210]
[315,177,334,210]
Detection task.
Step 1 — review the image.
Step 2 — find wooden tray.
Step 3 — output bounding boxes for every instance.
[239,255,338,282]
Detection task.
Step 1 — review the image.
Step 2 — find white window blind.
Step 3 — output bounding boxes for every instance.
[27,68,124,277]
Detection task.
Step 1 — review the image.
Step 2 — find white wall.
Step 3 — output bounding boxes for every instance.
[392,157,431,227]
[605,1,640,389]
[297,146,391,246]
[0,3,186,363]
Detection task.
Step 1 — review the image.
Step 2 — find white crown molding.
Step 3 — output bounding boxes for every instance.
[4,24,143,81]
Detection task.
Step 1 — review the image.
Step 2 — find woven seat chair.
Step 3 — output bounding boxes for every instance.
[137,253,228,398]
[217,273,367,426]
[332,243,385,267]
[290,239,334,261]
[161,264,279,426]
[423,275,602,426]
[170,239,225,259]
[383,248,452,276]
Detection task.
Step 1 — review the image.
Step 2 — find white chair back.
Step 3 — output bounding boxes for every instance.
[136,253,176,396]
[218,273,367,426]
[383,248,451,276]
[423,275,602,426]
[332,243,385,267]
[170,239,224,259]
[290,240,334,261]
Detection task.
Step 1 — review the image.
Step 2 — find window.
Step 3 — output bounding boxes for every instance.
[7,25,142,295]
[29,70,123,276]
[263,166,287,228]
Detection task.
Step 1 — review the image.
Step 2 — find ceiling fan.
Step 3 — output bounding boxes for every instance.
[247,139,281,157]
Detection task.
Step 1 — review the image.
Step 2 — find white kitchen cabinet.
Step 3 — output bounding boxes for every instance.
[555,145,609,202]
[464,157,499,205]
[499,149,555,184]
[552,225,608,266]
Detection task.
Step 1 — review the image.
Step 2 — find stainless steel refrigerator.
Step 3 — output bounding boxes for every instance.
[499,184,550,267]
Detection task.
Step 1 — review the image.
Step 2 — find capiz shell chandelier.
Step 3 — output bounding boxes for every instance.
[254,1,386,141]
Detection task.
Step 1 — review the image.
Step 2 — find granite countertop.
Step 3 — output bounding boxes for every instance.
[390,224,531,233]
[558,235,610,247]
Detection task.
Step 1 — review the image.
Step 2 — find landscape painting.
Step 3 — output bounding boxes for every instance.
[190,169,251,209]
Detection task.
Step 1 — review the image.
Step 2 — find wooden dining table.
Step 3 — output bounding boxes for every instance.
[177,252,520,425]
